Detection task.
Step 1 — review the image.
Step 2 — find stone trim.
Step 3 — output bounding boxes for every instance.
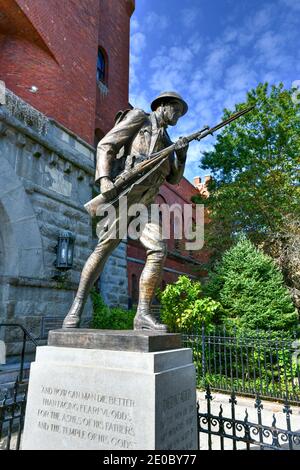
[0,108,95,176]
[48,118,95,153]
[0,275,78,291]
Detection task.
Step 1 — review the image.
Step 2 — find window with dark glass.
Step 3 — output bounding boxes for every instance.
[97,49,106,83]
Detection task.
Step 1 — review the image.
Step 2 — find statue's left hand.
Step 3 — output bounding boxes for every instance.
[175,137,189,161]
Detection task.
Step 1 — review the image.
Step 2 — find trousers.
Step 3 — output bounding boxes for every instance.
[67,212,167,320]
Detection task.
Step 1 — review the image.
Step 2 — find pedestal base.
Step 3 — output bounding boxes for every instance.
[22,330,198,450]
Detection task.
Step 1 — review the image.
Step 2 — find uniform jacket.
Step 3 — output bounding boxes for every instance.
[95,108,187,187]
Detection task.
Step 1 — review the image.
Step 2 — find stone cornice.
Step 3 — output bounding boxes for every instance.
[0,107,95,177]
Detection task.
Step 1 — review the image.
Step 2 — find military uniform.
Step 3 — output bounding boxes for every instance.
[96,108,186,196]
[63,92,188,330]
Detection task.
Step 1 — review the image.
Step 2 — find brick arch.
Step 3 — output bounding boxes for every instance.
[0,158,44,278]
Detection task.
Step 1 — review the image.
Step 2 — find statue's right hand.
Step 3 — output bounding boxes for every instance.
[100,177,117,201]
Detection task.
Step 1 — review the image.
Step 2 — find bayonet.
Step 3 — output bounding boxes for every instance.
[85,105,255,217]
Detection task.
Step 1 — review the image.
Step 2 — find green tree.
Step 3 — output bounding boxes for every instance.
[204,237,298,331]
[199,83,300,279]
[157,275,223,333]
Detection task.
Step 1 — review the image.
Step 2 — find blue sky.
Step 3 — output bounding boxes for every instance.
[129,0,300,183]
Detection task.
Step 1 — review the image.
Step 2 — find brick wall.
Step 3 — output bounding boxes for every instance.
[95,0,133,136]
[0,0,134,144]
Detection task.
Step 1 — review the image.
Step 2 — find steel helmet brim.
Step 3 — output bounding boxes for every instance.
[151,91,188,116]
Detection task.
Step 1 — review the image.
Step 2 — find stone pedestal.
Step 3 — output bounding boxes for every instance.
[22,330,198,450]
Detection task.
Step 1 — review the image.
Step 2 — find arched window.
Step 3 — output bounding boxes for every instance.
[174,214,183,251]
[97,48,106,83]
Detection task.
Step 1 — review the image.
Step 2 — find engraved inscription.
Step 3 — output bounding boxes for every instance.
[159,388,196,450]
[35,386,137,449]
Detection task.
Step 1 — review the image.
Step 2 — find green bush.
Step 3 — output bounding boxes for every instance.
[204,237,298,331]
[157,275,224,333]
[91,289,135,330]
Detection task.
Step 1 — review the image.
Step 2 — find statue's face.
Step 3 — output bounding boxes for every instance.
[162,100,184,126]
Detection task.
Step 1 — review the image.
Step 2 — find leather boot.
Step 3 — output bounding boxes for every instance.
[134,311,168,332]
[62,297,83,328]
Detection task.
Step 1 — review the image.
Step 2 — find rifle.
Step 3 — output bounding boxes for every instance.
[85,105,255,217]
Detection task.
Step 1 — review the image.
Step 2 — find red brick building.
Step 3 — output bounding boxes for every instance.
[0,0,135,144]
[0,0,136,336]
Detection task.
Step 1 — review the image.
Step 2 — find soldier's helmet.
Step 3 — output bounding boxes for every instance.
[151,91,188,116]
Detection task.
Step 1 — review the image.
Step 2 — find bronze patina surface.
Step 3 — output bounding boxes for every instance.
[62,91,254,333]
[48,329,182,352]
[63,92,190,332]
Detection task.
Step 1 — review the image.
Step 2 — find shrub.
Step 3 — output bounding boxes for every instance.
[157,275,223,333]
[204,237,298,331]
[91,289,135,330]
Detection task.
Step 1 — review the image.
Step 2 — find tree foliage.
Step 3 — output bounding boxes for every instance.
[204,237,298,331]
[157,275,223,333]
[200,83,300,267]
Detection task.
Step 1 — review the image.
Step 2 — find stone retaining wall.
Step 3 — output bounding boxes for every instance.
[0,95,128,355]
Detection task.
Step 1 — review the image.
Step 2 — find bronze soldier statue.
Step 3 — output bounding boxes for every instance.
[62,91,189,331]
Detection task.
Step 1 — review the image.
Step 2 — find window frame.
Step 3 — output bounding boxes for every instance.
[96,47,107,85]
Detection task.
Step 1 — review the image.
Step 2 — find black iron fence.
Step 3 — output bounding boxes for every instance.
[0,323,39,382]
[0,377,27,450]
[183,326,300,403]
[197,385,300,450]
[0,323,38,450]
[1,323,299,450]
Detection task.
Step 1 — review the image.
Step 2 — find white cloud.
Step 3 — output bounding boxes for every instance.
[223,28,238,44]
[181,8,201,28]
[247,5,273,33]
[145,11,169,30]
[280,0,300,10]
[184,140,214,182]
[131,32,147,58]
[187,34,203,55]
[130,90,151,112]
[204,44,232,79]
[148,44,196,93]
[130,20,147,90]
[224,62,257,92]
[129,0,300,182]
[255,30,281,56]
[131,16,140,33]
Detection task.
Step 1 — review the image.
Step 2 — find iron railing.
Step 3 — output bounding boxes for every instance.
[197,385,300,450]
[1,322,299,450]
[0,377,27,450]
[183,325,300,403]
[0,323,38,450]
[0,323,38,382]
